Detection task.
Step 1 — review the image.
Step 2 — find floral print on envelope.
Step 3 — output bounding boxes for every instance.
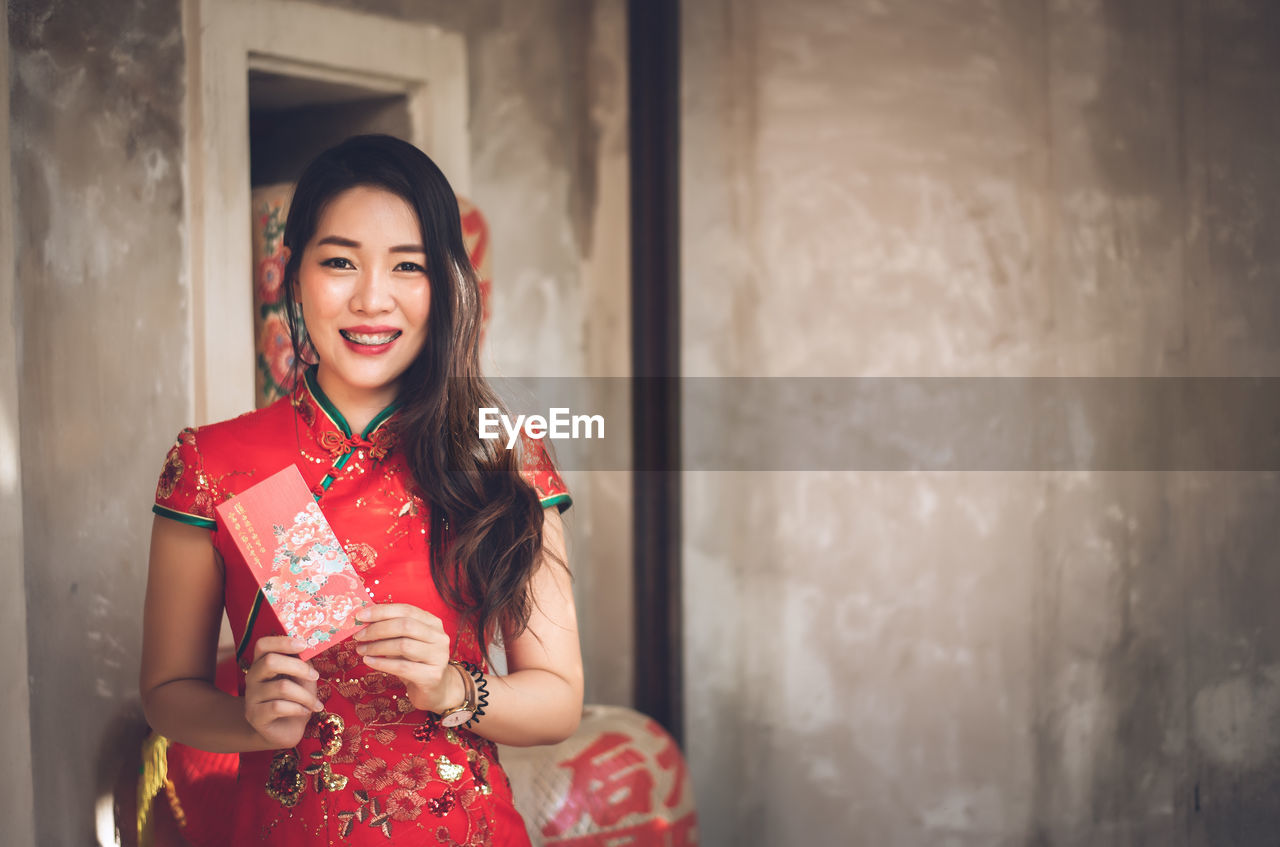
[263,501,369,649]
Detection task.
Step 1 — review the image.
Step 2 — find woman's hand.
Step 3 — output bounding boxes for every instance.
[243,635,324,750]
[352,604,458,714]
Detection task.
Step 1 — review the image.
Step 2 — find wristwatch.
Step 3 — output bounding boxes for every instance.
[438,661,477,728]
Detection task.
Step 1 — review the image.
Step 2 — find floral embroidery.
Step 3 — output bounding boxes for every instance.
[354,757,395,793]
[266,750,305,807]
[156,450,185,500]
[391,754,434,790]
[355,696,402,725]
[311,640,361,677]
[362,672,393,695]
[331,724,364,764]
[324,673,501,842]
[155,429,220,521]
[336,809,358,838]
[192,489,215,518]
[345,790,395,838]
[387,787,427,821]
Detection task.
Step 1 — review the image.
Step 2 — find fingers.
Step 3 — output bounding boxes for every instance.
[353,614,444,646]
[354,603,443,627]
[353,605,448,663]
[357,635,446,666]
[246,636,322,714]
[252,699,316,721]
[247,647,318,687]
[349,605,452,712]
[359,656,436,680]
[248,676,324,714]
[253,635,306,662]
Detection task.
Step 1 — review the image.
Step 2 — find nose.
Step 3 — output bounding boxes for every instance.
[349,264,395,315]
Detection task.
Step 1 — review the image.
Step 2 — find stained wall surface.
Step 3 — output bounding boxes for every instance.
[7,0,626,842]
[9,2,188,844]
[682,1,1280,845]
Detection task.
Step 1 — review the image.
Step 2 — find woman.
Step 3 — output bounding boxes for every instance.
[141,134,583,845]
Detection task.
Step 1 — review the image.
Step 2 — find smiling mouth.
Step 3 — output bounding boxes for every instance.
[340,329,402,346]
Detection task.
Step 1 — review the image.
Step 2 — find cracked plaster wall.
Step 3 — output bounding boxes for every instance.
[682,1,1280,845]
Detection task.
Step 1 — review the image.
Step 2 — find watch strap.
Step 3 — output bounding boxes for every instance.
[438,661,476,724]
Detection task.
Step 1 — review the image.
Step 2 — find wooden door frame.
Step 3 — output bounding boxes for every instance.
[629,0,684,744]
[183,0,468,425]
[0,6,37,843]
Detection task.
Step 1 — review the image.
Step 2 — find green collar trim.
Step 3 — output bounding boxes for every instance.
[153,503,217,530]
[363,401,400,440]
[303,367,351,436]
[540,492,572,513]
[303,366,401,440]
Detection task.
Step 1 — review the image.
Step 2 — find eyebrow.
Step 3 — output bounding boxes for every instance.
[316,235,426,253]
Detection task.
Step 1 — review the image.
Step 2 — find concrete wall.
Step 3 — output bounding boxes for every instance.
[682,1,1280,845]
[9,1,188,843]
[7,0,627,842]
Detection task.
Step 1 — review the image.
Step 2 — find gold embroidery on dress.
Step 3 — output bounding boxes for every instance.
[156,451,184,499]
[304,609,499,841]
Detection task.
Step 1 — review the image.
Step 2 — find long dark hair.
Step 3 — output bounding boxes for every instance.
[281,134,549,655]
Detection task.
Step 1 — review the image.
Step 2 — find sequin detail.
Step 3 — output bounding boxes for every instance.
[320,761,349,792]
[266,750,305,807]
[426,788,456,817]
[412,716,439,743]
[435,755,464,783]
[317,712,345,757]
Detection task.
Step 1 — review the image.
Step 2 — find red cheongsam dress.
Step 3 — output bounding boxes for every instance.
[153,367,570,846]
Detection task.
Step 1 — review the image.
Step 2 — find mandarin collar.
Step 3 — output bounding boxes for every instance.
[296,366,400,460]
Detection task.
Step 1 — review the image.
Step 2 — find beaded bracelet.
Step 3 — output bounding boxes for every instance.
[457,660,489,726]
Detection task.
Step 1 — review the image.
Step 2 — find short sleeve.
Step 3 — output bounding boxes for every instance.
[153,427,218,530]
[518,434,571,513]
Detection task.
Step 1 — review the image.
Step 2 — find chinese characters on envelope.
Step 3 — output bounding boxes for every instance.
[216,464,369,661]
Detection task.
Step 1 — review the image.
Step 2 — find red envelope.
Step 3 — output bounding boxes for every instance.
[216,464,370,661]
